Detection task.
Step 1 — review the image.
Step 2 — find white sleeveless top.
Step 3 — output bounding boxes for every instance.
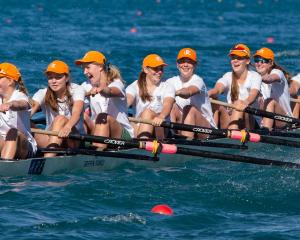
[265,69,293,116]
[166,74,216,128]
[0,89,37,153]
[126,80,175,118]
[32,83,86,133]
[217,70,262,106]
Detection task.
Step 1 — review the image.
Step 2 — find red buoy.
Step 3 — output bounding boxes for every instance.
[151,204,174,215]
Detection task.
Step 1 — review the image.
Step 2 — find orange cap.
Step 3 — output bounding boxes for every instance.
[142,54,167,68]
[75,51,106,65]
[45,60,69,74]
[0,62,21,81]
[228,43,251,58]
[177,48,197,62]
[253,47,275,61]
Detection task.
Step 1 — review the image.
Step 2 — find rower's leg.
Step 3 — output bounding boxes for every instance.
[83,112,95,134]
[182,105,210,139]
[291,96,300,118]
[44,116,69,157]
[137,109,157,138]
[1,129,29,159]
[93,113,122,149]
[228,109,244,130]
[170,103,182,123]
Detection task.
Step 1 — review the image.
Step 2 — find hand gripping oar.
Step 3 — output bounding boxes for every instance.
[210,98,300,125]
[129,117,300,148]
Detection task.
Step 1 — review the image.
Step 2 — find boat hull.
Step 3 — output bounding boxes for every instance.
[0,148,196,177]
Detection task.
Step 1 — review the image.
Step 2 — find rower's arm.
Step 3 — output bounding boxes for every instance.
[100,87,123,98]
[126,93,135,107]
[8,100,31,111]
[289,80,300,97]
[208,82,225,98]
[65,100,84,130]
[245,89,260,106]
[158,97,175,120]
[175,86,199,99]
[262,73,280,83]
[31,100,41,116]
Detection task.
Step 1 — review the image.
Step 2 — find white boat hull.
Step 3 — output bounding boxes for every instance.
[0,149,196,177]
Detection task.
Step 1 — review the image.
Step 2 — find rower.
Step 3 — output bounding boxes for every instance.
[208,43,262,130]
[31,60,85,157]
[289,73,300,118]
[75,51,134,149]
[253,47,293,130]
[126,54,175,139]
[166,48,216,139]
[0,62,37,159]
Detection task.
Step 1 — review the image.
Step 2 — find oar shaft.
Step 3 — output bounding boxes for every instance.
[210,98,300,125]
[31,128,141,148]
[176,147,300,169]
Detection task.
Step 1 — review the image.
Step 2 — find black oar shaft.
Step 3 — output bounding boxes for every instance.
[39,148,158,161]
[176,147,300,168]
[161,122,228,137]
[245,107,300,125]
[260,135,300,148]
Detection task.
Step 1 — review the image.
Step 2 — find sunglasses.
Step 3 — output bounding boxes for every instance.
[177,58,196,64]
[253,57,271,64]
[148,66,164,72]
[230,55,249,61]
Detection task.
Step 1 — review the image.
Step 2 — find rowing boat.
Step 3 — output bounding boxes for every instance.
[0,148,198,177]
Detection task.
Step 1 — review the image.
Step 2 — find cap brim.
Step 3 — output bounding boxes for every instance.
[228,51,249,57]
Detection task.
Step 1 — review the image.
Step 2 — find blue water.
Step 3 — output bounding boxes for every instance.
[1,0,300,239]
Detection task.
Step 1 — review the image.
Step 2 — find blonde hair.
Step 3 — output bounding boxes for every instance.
[44,74,73,112]
[104,63,124,84]
[17,77,29,96]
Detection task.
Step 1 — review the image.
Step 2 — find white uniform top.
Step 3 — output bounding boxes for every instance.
[291,73,300,88]
[126,80,175,118]
[81,81,108,121]
[0,89,37,153]
[32,83,85,133]
[104,79,134,137]
[217,70,262,107]
[166,74,217,128]
[265,69,293,116]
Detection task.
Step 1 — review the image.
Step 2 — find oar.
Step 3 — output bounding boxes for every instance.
[210,98,300,125]
[129,117,300,148]
[31,128,175,155]
[173,146,300,169]
[161,138,248,149]
[38,147,159,161]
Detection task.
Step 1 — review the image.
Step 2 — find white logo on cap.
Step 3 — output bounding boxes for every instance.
[0,69,6,75]
[184,49,191,55]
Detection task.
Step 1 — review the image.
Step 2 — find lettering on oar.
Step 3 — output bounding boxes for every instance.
[192,128,213,134]
[104,139,126,145]
[28,158,46,175]
[274,115,293,122]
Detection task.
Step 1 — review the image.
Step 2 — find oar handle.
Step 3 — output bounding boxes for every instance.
[128,117,153,125]
[32,128,58,136]
[210,98,236,109]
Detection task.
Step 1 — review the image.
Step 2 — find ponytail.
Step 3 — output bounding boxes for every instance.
[17,77,29,96]
[105,64,124,85]
[137,71,152,102]
[230,72,239,103]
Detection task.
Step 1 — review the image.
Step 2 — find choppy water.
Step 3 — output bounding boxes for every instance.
[1,0,300,239]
